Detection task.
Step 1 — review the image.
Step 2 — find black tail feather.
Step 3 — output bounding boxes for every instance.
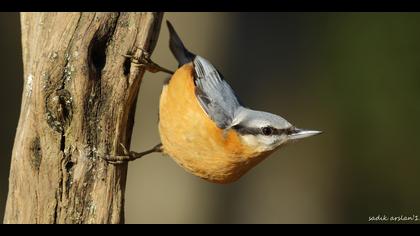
[166,20,195,67]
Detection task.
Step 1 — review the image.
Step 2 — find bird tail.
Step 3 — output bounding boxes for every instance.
[166,20,195,67]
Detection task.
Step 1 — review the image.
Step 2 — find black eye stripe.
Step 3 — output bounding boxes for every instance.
[232,125,260,135]
[285,128,294,135]
[232,125,291,136]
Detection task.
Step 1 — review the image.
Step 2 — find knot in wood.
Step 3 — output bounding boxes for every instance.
[45,89,73,133]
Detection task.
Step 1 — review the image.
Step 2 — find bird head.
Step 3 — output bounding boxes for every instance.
[231,107,322,153]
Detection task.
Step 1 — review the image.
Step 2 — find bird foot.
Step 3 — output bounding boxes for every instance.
[123,47,174,75]
[101,143,163,164]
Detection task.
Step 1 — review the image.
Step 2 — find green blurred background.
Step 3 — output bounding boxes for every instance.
[1,12,420,224]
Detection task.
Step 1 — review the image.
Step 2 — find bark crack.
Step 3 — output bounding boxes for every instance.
[54,13,82,224]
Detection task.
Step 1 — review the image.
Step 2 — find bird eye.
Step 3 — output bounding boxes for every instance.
[262,126,274,136]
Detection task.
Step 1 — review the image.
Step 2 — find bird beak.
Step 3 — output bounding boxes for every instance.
[288,128,323,140]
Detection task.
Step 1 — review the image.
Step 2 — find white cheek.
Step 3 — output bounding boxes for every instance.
[240,135,261,148]
[260,136,281,151]
[240,135,282,152]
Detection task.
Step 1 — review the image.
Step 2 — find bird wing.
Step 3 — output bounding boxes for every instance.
[193,56,241,129]
[166,21,241,128]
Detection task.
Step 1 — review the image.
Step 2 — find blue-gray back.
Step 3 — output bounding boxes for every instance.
[167,20,242,129]
[193,56,241,129]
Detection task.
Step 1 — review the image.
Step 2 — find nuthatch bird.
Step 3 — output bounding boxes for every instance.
[105,21,322,184]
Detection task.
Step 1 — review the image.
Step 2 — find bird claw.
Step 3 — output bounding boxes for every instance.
[122,47,174,75]
[119,143,130,155]
[101,143,163,165]
[99,143,132,164]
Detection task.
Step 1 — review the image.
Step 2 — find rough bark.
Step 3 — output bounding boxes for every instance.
[4,12,163,224]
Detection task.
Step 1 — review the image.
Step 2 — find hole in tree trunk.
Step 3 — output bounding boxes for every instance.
[89,36,107,76]
[65,161,74,171]
[123,57,131,76]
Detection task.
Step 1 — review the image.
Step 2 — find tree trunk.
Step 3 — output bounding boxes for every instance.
[4,12,163,224]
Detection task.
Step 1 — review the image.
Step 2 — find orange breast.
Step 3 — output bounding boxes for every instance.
[159,64,268,183]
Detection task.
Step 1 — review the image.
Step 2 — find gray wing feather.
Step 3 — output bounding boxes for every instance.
[193,56,241,129]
